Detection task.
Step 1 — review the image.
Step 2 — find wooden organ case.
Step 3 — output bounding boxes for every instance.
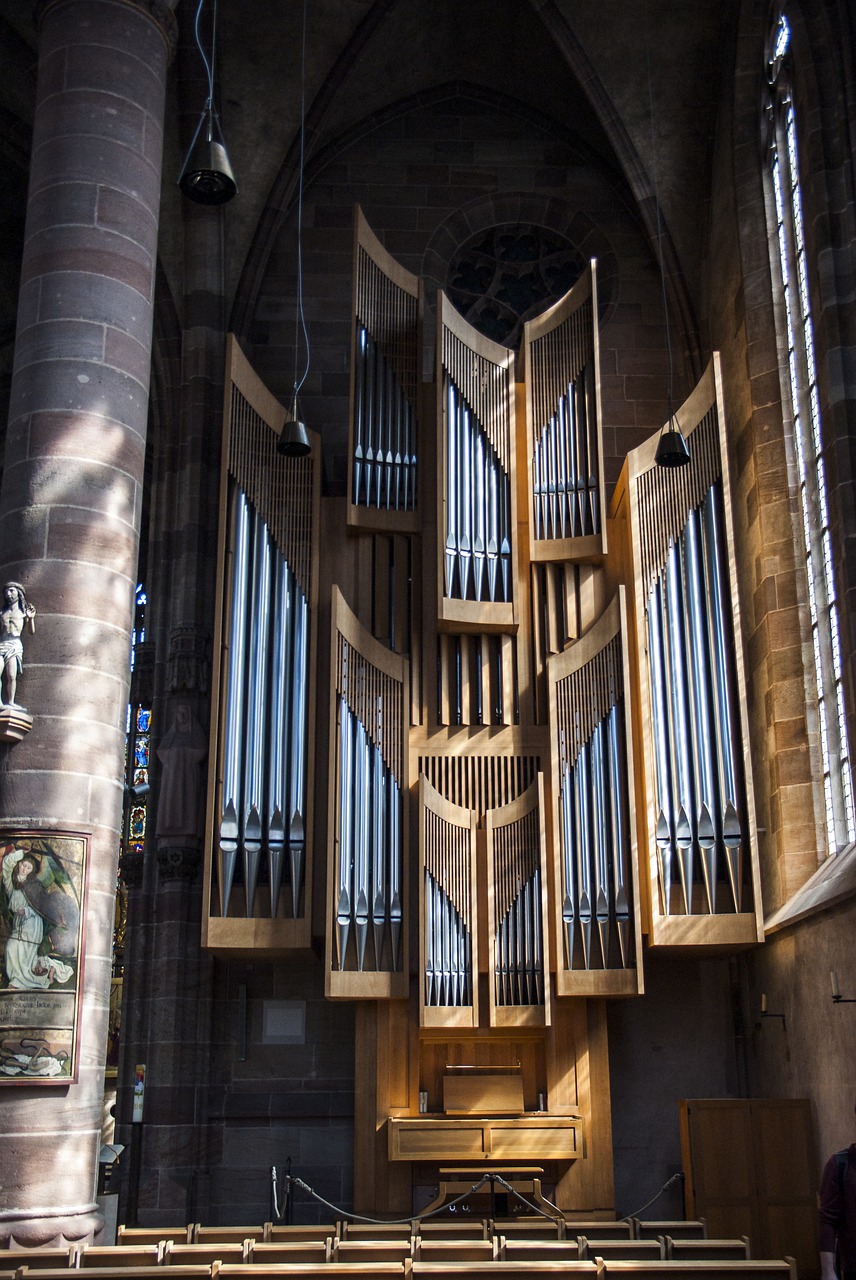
[203,210,763,1217]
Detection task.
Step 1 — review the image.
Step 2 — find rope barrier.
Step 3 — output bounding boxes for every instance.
[270,1169,565,1229]
[624,1171,686,1222]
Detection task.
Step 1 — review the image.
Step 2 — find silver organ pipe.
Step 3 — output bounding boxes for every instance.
[288,586,309,913]
[441,382,513,604]
[634,390,750,920]
[331,595,407,984]
[242,511,272,916]
[218,490,312,921]
[218,486,251,918]
[213,339,317,930]
[420,782,476,1020]
[524,263,604,555]
[488,799,546,1012]
[350,208,420,519]
[550,599,635,973]
[439,293,516,616]
[702,485,744,911]
[267,558,291,918]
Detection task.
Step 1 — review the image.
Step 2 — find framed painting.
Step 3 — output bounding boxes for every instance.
[0,830,87,1083]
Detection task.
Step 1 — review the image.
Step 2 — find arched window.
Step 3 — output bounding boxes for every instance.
[765,8,855,854]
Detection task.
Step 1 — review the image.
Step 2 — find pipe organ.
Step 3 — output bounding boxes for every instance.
[203,210,763,1213]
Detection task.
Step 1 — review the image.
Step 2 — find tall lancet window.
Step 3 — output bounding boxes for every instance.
[766,9,855,853]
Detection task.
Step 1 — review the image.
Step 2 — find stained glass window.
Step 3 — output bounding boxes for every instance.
[766,10,855,853]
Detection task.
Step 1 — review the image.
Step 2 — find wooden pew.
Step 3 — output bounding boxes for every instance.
[566,1221,634,1240]
[193,1226,264,1245]
[117,1226,192,1246]
[666,1241,751,1263]
[217,1264,408,1280]
[414,1239,497,1262]
[412,1260,599,1280]
[596,1258,797,1280]
[579,1239,666,1261]
[263,1224,338,1244]
[493,1218,564,1240]
[162,1241,247,1267]
[500,1238,582,1262]
[334,1239,414,1264]
[634,1221,707,1241]
[416,1221,489,1240]
[342,1222,415,1240]
[247,1240,332,1265]
[78,1244,163,1267]
[15,1268,213,1280]
[0,1250,78,1272]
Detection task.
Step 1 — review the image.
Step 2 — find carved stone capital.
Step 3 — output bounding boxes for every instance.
[166,627,210,694]
[35,0,178,60]
[119,848,145,890]
[156,843,201,882]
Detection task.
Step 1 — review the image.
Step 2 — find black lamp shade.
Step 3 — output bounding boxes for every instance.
[179,111,237,205]
[655,421,691,468]
[278,415,311,457]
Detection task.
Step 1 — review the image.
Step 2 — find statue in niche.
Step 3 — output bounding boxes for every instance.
[0,583,36,708]
[156,702,207,839]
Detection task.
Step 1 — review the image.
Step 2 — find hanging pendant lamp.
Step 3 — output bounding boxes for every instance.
[278,0,313,460]
[178,0,237,205]
[655,412,691,468]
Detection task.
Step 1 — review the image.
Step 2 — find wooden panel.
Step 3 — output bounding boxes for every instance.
[354,1000,416,1216]
[490,1120,579,1159]
[621,357,763,950]
[442,1074,524,1114]
[388,1116,580,1162]
[750,1099,818,1277]
[523,262,607,564]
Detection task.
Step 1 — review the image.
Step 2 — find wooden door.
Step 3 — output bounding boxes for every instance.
[680,1098,818,1279]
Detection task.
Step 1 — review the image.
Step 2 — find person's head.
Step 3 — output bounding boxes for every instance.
[4,583,25,609]
[13,856,36,885]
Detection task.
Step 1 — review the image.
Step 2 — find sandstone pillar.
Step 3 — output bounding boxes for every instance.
[0,0,175,1247]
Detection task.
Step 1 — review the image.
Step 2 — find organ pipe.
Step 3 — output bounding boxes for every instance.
[485,777,551,1027]
[437,292,517,630]
[206,335,318,950]
[216,490,312,921]
[349,206,421,531]
[328,588,408,997]
[524,262,606,562]
[548,592,641,994]
[420,777,478,1027]
[623,356,763,946]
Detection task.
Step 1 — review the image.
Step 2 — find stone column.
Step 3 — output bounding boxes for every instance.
[0,0,175,1248]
